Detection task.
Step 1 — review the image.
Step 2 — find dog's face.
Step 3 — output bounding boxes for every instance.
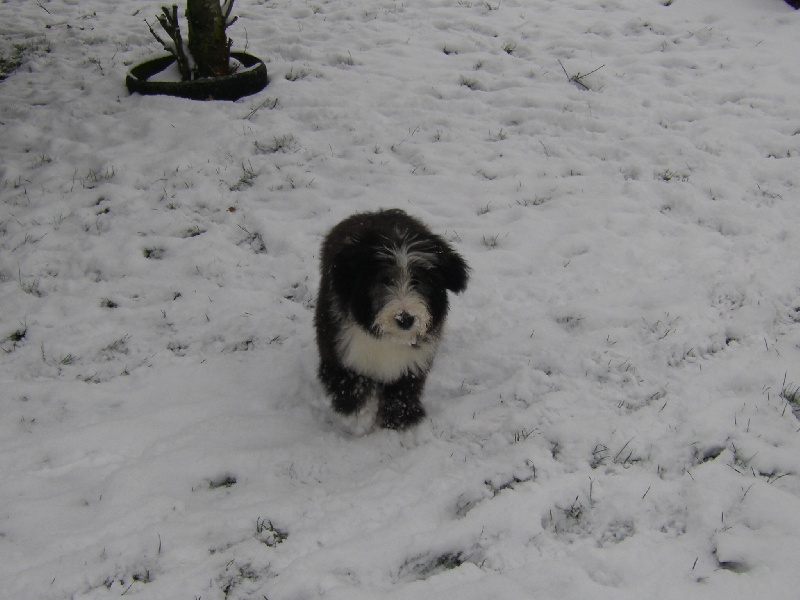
[330,228,468,346]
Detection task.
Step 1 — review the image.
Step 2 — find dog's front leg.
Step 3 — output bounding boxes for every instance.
[378,374,427,429]
[319,362,380,434]
[319,362,374,413]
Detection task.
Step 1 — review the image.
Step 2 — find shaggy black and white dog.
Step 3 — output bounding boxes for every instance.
[314,209,469,432]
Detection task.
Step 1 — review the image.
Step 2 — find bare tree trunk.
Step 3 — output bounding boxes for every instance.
[186,0,230,78]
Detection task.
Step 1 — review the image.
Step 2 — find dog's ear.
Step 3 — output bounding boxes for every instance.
[328,235,366,301]
[435,239,470,294]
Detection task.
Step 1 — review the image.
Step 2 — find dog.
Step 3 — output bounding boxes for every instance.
[314,209,469,432]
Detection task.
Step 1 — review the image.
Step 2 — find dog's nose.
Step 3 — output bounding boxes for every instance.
[395,312,416,330]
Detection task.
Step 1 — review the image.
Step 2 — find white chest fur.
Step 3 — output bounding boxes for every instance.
[336,322,438,383]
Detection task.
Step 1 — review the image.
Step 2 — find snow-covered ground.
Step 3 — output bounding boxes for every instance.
[2,0,800,598]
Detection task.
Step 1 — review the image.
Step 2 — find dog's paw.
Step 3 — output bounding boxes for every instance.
[338,394,379,436]
[379,399,426,430]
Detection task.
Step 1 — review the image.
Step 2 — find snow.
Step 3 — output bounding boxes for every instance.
[1,0,800,598]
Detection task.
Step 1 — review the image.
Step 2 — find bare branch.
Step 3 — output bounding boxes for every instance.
[147,4,192,80]
[222,0,238,28]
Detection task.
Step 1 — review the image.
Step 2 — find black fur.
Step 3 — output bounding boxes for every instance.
[314,209,469,430]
